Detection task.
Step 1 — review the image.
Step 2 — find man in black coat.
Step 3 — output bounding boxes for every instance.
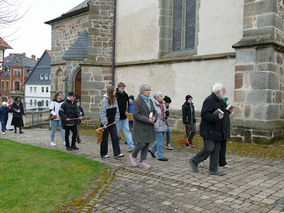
[59,92,83,151]
[189,83,227,176]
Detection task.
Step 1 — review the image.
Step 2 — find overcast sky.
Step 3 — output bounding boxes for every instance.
[2,0,82,59]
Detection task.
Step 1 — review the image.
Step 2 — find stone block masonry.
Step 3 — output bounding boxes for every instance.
[232,0,284,143]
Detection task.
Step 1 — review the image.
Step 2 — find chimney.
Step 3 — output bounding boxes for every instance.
[22,53,26,57]
[9,53,13,57]
[31,55,36,60]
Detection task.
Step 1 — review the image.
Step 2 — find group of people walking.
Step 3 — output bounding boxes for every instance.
[1,81,232,176]
[99,82,232,175]
[0,97,25,135]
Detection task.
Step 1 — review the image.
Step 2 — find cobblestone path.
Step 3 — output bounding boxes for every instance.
[2,129,284,213]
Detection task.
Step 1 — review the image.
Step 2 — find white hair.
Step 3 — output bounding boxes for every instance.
[139,84,151,94]
[2,102,8,106]
[153,91,163,100]
[211,83,223,94]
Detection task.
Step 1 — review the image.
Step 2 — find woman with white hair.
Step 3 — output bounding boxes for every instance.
[148,91,168,161]
[129,84,157,169]
[0,102,10,135]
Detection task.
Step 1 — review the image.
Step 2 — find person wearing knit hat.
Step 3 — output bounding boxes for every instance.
[163,96,173,150]
[182,95,196,148]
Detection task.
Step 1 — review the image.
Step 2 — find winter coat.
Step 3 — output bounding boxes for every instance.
[59,98,80,127]
[222,101,231,140]
[0,106,9,121]
[11,102,25,127]
[199,93,226,141]
[100,94,120,126]
[153,99,167,132]
[182,102,196,125]
[77,106,85,124]
[132,95,157,144]
[50,99,64,120]
[116,89,129,120]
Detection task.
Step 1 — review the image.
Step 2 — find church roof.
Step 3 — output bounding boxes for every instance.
[62,29,88,59]
[45,0,89,25]
[24,50,51,85]
[66,0,89,14]
[0,37,12,50]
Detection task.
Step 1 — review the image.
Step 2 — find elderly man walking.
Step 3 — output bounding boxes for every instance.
[188,83,227,176]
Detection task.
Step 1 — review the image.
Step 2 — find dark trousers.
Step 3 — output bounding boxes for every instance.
[132,143,149,163]
[185,124,196,141]
[192,139,221,172]
[64,125,77,147]
[219,139,227,166]
[100,124,121,157]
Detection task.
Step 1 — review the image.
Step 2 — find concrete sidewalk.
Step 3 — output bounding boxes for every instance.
[2,128,284,213]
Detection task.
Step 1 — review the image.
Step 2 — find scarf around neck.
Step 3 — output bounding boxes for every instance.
[139,94,151,111]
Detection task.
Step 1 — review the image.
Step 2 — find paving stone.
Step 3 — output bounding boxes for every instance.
[2,128,284,213]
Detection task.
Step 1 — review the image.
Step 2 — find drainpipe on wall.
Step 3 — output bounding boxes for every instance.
[111,0,117,86]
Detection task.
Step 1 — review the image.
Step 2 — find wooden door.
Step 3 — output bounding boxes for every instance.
[75,70,81,100]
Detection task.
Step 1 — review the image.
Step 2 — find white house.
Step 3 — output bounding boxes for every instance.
[24,50,51,111]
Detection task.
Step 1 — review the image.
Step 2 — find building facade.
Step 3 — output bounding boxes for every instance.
[2,53,37,102]
[0,37,12,103]
[46,0,284,142]
[24,50,51,111]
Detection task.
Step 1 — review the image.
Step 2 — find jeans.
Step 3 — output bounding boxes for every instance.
[185,124,196,141]
[191,139,221,172]
[166,122,170,145]
[64,125,77,147]
[101,124,121,157]
[219,139,227,166]
[116,118,134,148]
[50,119,65,142]
[149,132,165,159]
[132,143,149,163]
[0,118,7,132]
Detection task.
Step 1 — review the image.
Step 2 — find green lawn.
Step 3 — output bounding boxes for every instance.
[0,139,105,213]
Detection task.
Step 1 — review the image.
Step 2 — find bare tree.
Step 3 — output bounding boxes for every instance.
[0,0,28,27]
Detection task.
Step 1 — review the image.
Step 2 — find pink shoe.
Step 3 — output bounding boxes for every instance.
[129,154,138,166]
[139,161,150,169]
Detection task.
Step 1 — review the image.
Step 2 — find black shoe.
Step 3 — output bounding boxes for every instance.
[19,131,23,134]
[77,139,81,143]
[148,150,156,158]
[188,158,198,173]
[71,146,79,150]
[66,147,73,151]
[209,170,225,176]
[114,153,124,159]
[158,157,168,161]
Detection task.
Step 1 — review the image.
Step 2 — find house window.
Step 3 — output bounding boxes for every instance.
[30,100,33,106]
[1,81,4,91]
[41,87,44,93]
[46,87,49,92]
[13,69,21,76]
[6,81,9,91]
[14,81,20,90]
[40,74,44,80]
[34,87,37,93]
[45,73,48,80]
[46,100,49,106]
[30,87,32,93]
[34,100,37,106]
[172,0,197,52]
